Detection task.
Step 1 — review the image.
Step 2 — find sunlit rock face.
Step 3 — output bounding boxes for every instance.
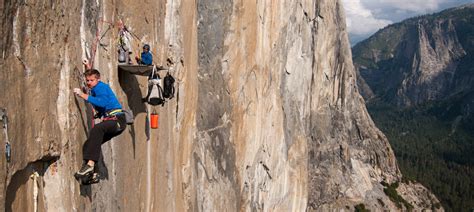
[0,0,439,211]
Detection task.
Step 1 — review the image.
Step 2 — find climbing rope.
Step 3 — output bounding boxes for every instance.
[87,17,148,68]
[87,18,117,69]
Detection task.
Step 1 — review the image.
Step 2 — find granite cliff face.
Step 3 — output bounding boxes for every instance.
[353,4,474,107]
[0,0,439,211]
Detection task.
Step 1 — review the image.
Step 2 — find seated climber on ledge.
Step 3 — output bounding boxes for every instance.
[135,44,153,65]
[73,69,127,179]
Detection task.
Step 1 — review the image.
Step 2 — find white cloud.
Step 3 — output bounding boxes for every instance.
[363,0,442,13]
[342,0,392,36]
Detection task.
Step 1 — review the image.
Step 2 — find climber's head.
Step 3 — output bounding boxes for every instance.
[84,69,101,88]
[143,44,150,52]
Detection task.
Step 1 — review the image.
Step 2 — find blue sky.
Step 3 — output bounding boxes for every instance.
[342,0,474,45]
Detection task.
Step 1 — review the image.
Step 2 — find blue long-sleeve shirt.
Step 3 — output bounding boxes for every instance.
[140,51,153,65]
[87,81,122,116]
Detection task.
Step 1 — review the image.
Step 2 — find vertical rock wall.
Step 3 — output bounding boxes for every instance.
[1,1,85,211]
[0,0,440,211]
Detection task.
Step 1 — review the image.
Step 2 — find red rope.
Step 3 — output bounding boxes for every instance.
[88,18,118,69]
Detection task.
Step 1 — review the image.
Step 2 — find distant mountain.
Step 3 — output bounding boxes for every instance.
[352,4,474,212]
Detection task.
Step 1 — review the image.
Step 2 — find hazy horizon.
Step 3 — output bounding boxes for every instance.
[342,0,474,45]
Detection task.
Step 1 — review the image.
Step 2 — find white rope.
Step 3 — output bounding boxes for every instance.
[30,172,39,212]
[145,102,151,212]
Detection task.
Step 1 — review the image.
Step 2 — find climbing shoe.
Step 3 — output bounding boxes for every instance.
[75,163,94,178]
[82,172,100,185]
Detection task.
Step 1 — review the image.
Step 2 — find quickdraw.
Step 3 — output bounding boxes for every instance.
[86,17,147,68]
[1,108,11,163]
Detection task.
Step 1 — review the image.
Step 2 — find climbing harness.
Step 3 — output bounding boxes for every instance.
[103,116,118,121]
[106,109,123,117]
[1,108,11,163]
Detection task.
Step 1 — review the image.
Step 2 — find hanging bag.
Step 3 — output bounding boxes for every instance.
[146,66,165,106]
[123,109,134,125]
[163,71,175,99]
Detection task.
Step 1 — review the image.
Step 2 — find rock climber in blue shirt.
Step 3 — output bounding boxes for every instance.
[136,44,153,65]
[73,68,126,182]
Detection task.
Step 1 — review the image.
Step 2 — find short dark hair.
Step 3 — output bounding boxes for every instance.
[84,69,101,78]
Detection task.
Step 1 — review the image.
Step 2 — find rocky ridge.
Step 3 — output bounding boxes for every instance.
[353,4,474,107]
